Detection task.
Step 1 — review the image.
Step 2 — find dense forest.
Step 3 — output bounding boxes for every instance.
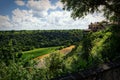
[0,30,82,62]
[0,30,82,51]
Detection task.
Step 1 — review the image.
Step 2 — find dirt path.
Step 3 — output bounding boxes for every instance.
[59,45,75,54]
[34,45,75,60]
[35,45,75,68]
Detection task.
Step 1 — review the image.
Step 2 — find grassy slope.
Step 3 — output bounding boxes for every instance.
[35,45,75,60]
[22,47,60,60]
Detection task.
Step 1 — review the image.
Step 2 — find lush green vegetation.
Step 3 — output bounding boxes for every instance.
[0,0,120,79]
[0,30,82,51]
[22,46,61,60]
[62,24,120,73]
[0,0,120,80]
[0,25,120,80]
[0,53,66,80]
[90,24,120,62]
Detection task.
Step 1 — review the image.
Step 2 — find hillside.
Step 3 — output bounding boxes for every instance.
[0,30,82,51]
[34,45,75,60]
[0,30,83,61]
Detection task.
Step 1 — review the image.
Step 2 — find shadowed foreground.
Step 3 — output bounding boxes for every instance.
[53,62,120,80]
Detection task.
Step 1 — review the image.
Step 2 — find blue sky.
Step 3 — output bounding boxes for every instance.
[0,0,105,30]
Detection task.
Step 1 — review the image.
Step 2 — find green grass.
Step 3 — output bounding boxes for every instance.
[22,46,60,60]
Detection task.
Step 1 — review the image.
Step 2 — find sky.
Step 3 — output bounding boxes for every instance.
[0,0,105,30]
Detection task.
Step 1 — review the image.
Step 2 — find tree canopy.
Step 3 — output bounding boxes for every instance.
[61,0,120,22]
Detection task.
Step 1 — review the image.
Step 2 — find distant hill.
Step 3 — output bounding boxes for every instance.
[0,30,83,53]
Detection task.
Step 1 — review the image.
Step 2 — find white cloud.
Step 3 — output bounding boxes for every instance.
[26,0,64,17]
[0,1,105,30]
[84,13,105,23]
[27,0,51,11]
[11,8,45,30]
[15,1,25,6]
[12,8,33,22]
[26,0,53,17]
[47,11,72,26]
[48,1,64,10]
[0,9,105,30]
[0,15,13,30]
[45,11,105,29]
[55,1,64,9]
[27,0,62,11]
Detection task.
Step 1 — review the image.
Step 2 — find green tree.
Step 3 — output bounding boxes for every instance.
[61,0,120,23]
[81,32,92,61]
[8,39,16,63]
[110,15,120,24]
[43,52,65,79]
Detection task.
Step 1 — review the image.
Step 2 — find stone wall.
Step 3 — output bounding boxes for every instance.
[52,62,120,80]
